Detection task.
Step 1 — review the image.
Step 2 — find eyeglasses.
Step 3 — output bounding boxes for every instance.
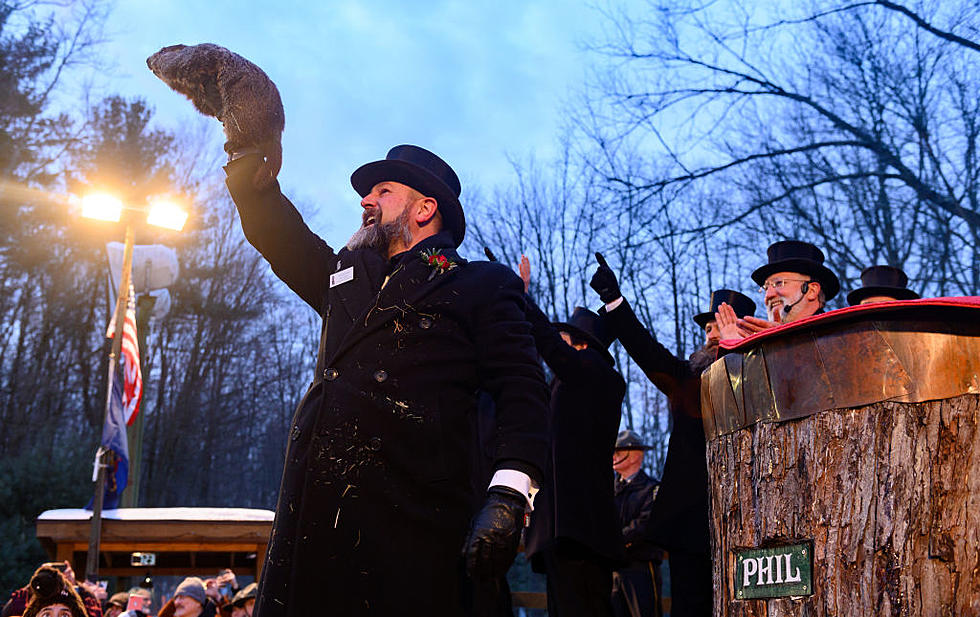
[759,278,811,293]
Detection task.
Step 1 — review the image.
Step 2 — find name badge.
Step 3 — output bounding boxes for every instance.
[330,266,354,288]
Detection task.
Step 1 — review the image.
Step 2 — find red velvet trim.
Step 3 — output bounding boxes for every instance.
[719,296,980,351]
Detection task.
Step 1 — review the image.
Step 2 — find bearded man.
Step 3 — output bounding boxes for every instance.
[223,138,553,615]
[146,44,552,615]
[590,255,755,617]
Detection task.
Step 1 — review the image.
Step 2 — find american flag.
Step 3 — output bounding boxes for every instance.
[107,282,143,426]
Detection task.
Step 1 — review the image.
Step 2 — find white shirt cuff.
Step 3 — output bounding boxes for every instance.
[604,297,625,312]
[489,469,538,510]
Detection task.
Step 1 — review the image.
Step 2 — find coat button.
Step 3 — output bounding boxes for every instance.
[324,368,339,381]
[419,317,433,329]
[373,369,388,383]
[367,437,382,451]
[291,426,301,441]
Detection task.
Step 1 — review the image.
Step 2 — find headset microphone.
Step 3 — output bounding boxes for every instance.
[781,281,812,315]
[782,295,805,315]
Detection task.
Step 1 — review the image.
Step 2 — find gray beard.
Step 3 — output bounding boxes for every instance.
[346,207,413,253]
[689,344,718,375]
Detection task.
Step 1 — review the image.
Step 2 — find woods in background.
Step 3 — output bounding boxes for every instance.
[2,0,979,601]
[0,0,316,593]
[470,0,980,477]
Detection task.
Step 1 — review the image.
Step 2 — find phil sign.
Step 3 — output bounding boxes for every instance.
[734,543,812,600]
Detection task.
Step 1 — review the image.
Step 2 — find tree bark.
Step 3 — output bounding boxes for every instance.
[704,302,980,615]
[709,394,980,615]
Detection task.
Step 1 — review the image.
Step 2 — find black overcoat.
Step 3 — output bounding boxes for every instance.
[602,300,709,556]
[522,299,626,566]
[614,469,662,563]
[225,155,549,616]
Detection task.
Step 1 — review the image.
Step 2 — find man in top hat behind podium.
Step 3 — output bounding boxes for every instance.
[848,265,920,306]
[716,240,841,339]
[519,256,627,617]
[590,254,757,616]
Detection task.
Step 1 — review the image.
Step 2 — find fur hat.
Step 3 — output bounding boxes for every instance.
[22,566,87,617]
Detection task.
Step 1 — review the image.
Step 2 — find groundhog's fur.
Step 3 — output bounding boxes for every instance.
[147,43,284,189]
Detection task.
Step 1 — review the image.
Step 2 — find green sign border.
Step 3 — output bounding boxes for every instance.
[733,542,813,600]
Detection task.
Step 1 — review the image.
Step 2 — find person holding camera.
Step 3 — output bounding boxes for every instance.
[2,562,102,617]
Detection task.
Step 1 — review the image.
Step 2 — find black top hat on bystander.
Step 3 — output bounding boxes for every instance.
[553,307,616,364]
[847,265,919,305]
[693,289,757,327]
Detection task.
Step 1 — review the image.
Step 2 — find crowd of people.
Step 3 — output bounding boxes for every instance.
[2,565,256,617]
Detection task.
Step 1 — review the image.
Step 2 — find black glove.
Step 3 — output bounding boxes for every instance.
[462,485,528,580]
[590,252,621,303]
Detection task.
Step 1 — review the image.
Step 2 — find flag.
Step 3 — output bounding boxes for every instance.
[86,283,140,510]
[106,283,143,425]
[87,372,130,510]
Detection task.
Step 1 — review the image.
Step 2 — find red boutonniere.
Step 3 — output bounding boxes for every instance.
[420,248,458,280]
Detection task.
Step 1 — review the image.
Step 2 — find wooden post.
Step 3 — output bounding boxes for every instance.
[702,303,980,615]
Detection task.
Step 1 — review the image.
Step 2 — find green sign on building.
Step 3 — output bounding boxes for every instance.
[733,542,813,600]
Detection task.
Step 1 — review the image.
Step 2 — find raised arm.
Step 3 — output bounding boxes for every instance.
[225,154,337,312]
[590,256,690,396]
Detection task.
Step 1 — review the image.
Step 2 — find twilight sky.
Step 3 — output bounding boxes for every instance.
[87,1,621,248]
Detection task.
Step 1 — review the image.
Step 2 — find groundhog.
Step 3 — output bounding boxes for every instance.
[147,43,284,189]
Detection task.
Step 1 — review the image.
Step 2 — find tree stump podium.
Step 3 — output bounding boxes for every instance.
[701,299,980,616]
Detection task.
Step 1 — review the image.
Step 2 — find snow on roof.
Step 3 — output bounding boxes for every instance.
[38,508,274,522]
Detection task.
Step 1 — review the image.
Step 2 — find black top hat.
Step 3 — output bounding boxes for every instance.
[350,145,465,247]
[751,240,841,301]
[614,430,651,450]
[847,265,919,306]
[553,307,615,364]
[693,289,757,328]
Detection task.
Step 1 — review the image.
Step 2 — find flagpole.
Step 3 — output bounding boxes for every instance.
[86,222,135,582]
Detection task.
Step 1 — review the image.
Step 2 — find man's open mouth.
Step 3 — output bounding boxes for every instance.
[362,213,378,227]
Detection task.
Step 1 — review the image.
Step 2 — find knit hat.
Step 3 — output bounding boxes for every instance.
[174,577,207,605]
[22,566,87,617]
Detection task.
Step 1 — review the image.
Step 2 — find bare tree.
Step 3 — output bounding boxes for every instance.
[583,0,980,297]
